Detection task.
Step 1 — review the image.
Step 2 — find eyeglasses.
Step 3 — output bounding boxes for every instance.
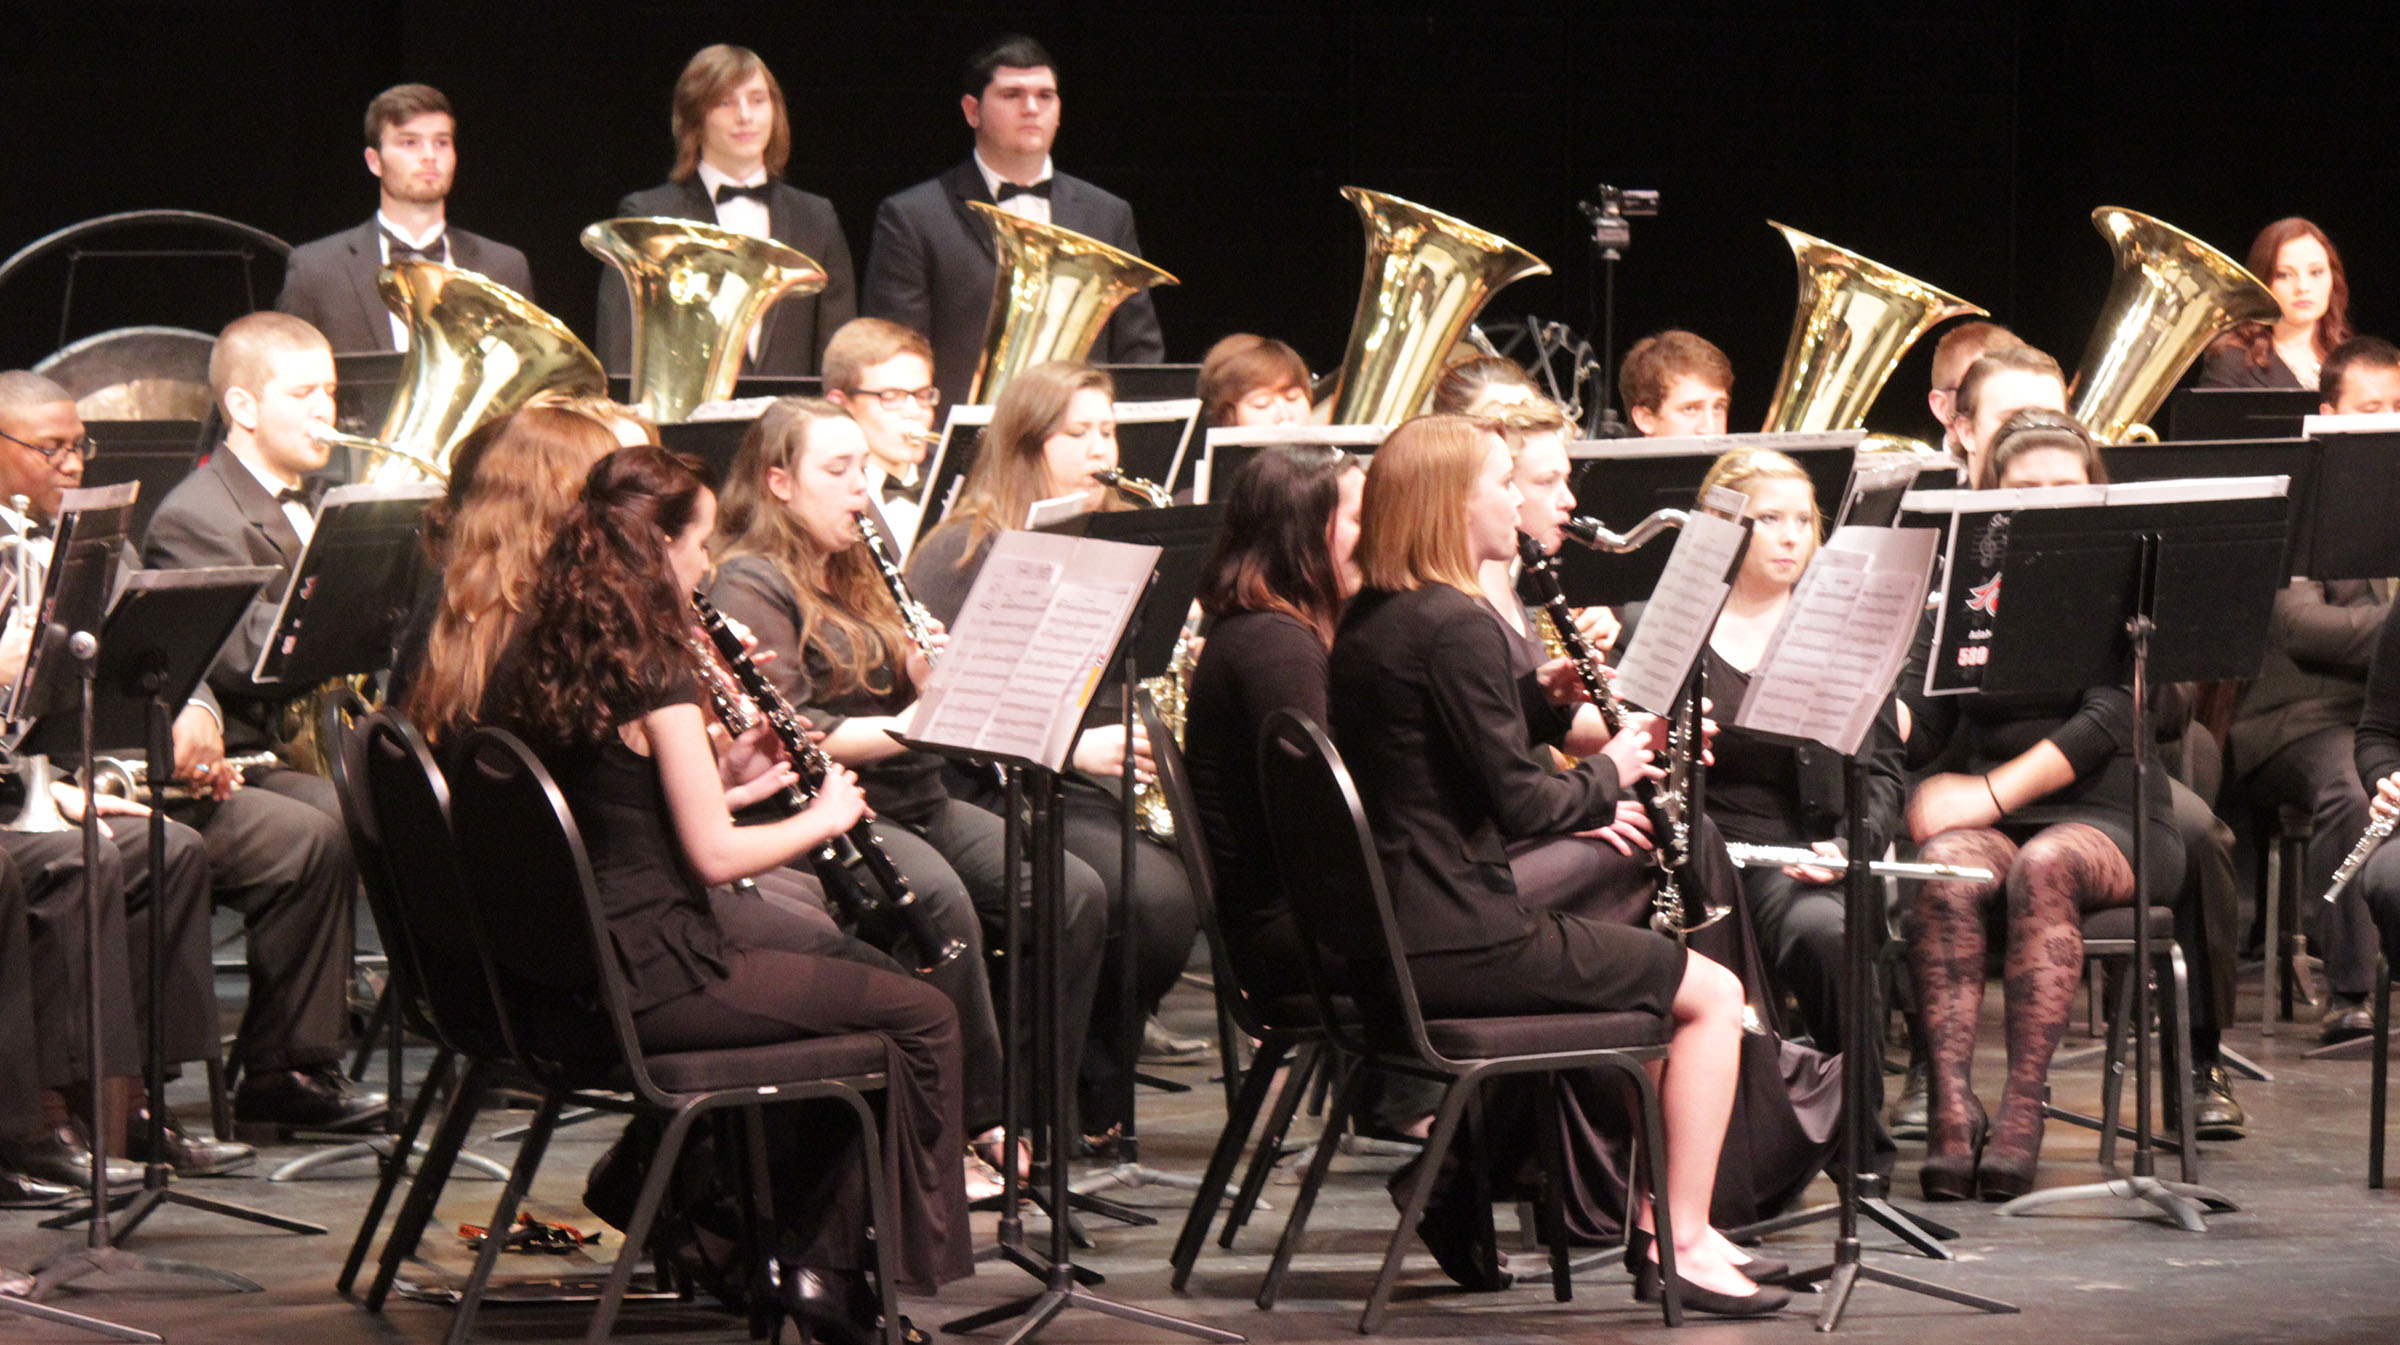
[0,429,97,463]
[848,385,941,411]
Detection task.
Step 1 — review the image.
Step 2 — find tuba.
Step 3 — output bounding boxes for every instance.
[1321,187,1550,425]
[583,217,828,423]
[339,260,606,484]
[2067,207,2279,444]
[966,204,1178,405]
[1761,222,1985,433]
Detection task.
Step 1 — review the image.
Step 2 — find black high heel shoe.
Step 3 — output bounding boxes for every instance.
[1917,1096,1989,1203]
[779,1263,930,1345]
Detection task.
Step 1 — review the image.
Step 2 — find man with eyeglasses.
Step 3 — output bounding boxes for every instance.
[823,318,941,555]
[862,33,1164,409]
[0,370,247,1183]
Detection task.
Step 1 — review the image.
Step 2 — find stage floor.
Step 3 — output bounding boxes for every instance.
[7,969,2398,1345]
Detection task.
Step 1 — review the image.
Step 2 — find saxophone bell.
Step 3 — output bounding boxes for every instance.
[1561,509,1688,554]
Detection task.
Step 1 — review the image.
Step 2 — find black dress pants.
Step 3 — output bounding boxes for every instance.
[2244,725,2376,998]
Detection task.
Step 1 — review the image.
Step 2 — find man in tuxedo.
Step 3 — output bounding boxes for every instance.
[1926,321,2019,460]
[276,84,535,353]
[1620,330,1732,437]
[595,44,856,381]
[824,318,940,554]
[863,33,1165,408]
[140,315,384,1139]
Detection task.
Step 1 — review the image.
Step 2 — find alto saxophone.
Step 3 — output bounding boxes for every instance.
[1088,470,1186,840]
[1517,531,1726,936]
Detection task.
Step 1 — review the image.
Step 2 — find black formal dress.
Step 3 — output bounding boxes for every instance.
[141,448,360,1074]
[705,554,1100,1138]
[594,179,857,378]
[485,663,970,1291]
[862,159,1165,409]
[903,523,1198,1133]
[276,218,535,353]
[2197,340,2306,390]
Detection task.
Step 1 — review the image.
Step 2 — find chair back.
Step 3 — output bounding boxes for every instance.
[1143,689,1274,1043]
[447,726,657,1098]
[322,690,437,1045]
[357,709,516,1063]
[1255,708,1435,1062]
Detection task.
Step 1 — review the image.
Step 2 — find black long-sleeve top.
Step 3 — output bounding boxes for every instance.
[1184,609,1326,960]
[1327,583,1619,956]
[2352,596,2400,790]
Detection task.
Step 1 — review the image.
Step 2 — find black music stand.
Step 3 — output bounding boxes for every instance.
[1981,484,2285,1231]
[909,406,994,552]
[1046,504,1227,1205]
[32,569,330,1245]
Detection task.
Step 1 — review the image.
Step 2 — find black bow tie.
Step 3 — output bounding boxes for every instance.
[275,484,319,509]
[994,179,1053,203]
[713,181,774,207]
[383,230,444,265]
[881,476,919,505]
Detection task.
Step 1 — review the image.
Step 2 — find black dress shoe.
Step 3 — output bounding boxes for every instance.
[2322,997,2376,1046]
[0,1166,74,1208]
[0,1124,143,1188]
[233,1065,388,1140]
[127,1105,255,1176]
[780,1264,877,1345]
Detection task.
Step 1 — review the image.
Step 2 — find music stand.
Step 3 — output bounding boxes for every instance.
[76,421,203,540]
[1980,480,2286,1231]
[1109,400,1203,493]
[1045,503,1227,1204]
[2164,387,2320,442]
[893,530,1239,1345]
[1095,363,1203,401]
[32,570,330,1244]
[1190,424,1385,504]
[910,404,996,553]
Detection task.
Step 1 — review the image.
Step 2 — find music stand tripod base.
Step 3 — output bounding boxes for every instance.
[1993,1176,2238,1233]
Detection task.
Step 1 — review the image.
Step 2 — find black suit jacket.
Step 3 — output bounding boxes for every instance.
[2230,578,2389,778]
[1326,584,1622,956]
[275,218,536,353]
[593,178,858,379]
[140,449,308,752]
[862,158,1166,408]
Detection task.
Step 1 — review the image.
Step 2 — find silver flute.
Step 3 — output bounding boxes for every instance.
[1722,841,1995,884]
[2324,810,2398,904]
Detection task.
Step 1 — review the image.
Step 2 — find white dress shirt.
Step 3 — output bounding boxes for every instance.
[695,160,773,359]
[865,459,923,558]
[375,210,450,352]
[975,151,1056,227]
[231,450,316,546]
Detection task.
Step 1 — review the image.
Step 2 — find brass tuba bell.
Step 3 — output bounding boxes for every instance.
[966,203,1178,404]
[1761,222,1985,433]
[583,217,828,423]
[2066,207,2279,444]
[342,260,606,485]
[1321,187,1550,426]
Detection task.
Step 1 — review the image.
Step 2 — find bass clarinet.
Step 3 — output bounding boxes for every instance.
[689,592,966,972]
[1516,531,1727,935]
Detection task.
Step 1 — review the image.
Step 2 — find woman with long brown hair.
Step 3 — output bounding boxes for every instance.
[1325,415,1782,1317]
[905,360,1200,1144]
[480,445,969,1334]
[2200,217,2354,390]
[707,396,1098,1187]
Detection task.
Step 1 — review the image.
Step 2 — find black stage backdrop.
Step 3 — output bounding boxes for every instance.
[5,1,2398,442]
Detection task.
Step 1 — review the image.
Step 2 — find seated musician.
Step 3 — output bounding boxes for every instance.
[1687,450,1904,1105]
[1947,344,2066,485]
[477,445,968,1334]
[2228,336,2400,1047]
[2199,218,2352,391]
[1326,414,1783,1316]
[596,45,856,378]
[1926,321,2021,462]
[822,319,941,557]
[705,395,1051,1190]
[1429,353,1539,416]
[1196,334,1312,428]
[1621,331,1732,438]
[902,359,1200,1144]
[1899,409,2185,1200]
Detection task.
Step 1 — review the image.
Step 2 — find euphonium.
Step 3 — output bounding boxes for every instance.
[1321,187,1550,425]
[354,259,607,484]
[1761,222,1985,433]
[965,204,1178,404]
[583,217,828,423]
[2067,207,2280,444]
[0,497,68,834]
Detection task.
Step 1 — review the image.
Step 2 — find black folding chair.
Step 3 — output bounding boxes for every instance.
[1146,693,1342,1292]
[448,725,904,1345]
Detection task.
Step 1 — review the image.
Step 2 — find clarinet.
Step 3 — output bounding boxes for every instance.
[855,511,939,658]
[1516,531,1725,935]
[690,593,967,972]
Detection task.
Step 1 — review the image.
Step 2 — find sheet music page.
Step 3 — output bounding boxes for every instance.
[909,531,1159,770]
[1735,527,1938,754]
[1611,509,1749,713]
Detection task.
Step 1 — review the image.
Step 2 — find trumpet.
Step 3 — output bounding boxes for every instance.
[1518,531,1723,935]
[1093,468,1172,508]
[91,750,282,801]
[2324,809,2398,904]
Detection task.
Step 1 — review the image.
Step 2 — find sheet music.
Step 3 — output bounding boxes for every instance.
[1734,528,1938,755]
[910,531,1159,771]
[1610,508,1749,713]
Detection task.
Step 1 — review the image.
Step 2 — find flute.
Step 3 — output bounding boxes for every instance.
[1722,841,1995,884]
